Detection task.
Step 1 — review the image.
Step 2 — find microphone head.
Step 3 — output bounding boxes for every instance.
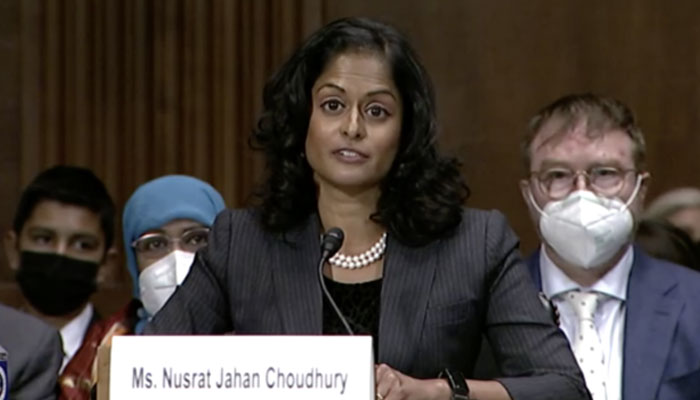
[321,227,344,258]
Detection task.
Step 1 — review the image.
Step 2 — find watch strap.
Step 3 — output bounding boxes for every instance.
[439,369,470,400]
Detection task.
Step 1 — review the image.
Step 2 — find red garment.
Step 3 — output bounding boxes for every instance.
[58,300,140,400]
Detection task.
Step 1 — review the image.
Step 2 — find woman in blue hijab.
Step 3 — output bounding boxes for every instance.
[123,175,226,332]
[59,175,225,399]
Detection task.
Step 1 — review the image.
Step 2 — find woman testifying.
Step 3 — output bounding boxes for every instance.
[146,17,588,400]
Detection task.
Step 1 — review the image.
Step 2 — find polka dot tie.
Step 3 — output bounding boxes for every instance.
[565,290,607,400]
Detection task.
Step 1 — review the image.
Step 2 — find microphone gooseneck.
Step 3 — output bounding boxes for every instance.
[318,228,354,335]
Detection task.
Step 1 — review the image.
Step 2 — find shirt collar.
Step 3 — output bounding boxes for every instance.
[59,303,94,370]
[540,244,634,301]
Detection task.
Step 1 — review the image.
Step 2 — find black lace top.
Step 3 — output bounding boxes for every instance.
[322,276,382,358]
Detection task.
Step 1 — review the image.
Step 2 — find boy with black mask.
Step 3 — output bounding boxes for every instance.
[3,165,116,372]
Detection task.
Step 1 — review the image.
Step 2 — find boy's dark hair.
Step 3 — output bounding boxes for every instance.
[13,165,116,251]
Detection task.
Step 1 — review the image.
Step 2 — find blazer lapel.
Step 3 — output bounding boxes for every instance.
[378,235,438,373]
[271,215,323,334]
[622,248,682,400]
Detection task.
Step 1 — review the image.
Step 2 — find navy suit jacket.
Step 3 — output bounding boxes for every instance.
[527,247,700,400]
[147,208,590,399]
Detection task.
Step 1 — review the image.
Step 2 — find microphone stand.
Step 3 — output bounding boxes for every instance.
[318,229,354,335]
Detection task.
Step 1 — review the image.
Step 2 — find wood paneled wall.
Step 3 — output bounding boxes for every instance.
[19,0,321,209]
[2,0,700,314]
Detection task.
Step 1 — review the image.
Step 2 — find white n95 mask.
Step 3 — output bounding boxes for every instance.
[529,178,641,269]
[138,250,196,316]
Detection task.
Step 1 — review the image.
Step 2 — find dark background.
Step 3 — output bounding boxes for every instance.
[1,0,699,315]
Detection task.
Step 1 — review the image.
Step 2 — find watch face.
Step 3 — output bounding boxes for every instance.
[441,369,470,400]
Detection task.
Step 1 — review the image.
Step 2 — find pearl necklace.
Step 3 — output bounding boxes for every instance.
[328,232,387,269]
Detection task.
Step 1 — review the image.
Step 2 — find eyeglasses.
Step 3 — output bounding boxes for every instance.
[530,166,637,199]
[131,227,210,259]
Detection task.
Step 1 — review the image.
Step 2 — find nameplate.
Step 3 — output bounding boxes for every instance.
[109,335,374,400]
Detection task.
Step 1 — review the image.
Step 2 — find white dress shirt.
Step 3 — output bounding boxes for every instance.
[58,303,94,373]
[540,245,633,400]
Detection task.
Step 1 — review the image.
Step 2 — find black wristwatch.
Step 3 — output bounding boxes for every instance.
[438,369,470,400]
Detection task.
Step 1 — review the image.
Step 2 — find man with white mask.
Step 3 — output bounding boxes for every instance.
[519,93,700,400]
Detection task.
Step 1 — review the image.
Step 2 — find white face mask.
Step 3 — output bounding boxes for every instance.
[138,250,196,316]
[529,177,641,269]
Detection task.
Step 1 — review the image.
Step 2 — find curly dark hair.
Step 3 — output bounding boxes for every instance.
[251,17,469,246]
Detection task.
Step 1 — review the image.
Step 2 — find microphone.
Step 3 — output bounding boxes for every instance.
[318,227,354,335]
[321,227,344,261]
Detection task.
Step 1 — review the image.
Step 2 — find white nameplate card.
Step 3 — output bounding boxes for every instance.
[109,335,374,400]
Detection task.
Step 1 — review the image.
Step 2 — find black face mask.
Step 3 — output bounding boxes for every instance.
[15,251,99,316]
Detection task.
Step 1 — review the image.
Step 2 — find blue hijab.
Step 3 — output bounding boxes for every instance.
[122,175,226,331]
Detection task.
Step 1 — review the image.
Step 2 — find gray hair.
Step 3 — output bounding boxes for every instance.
[644,187,700,220]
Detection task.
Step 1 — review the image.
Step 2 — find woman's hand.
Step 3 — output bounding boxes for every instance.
[375,363,451,400]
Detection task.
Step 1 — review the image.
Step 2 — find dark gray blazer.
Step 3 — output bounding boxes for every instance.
[146,208,590,400]
[0,303,62,400]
